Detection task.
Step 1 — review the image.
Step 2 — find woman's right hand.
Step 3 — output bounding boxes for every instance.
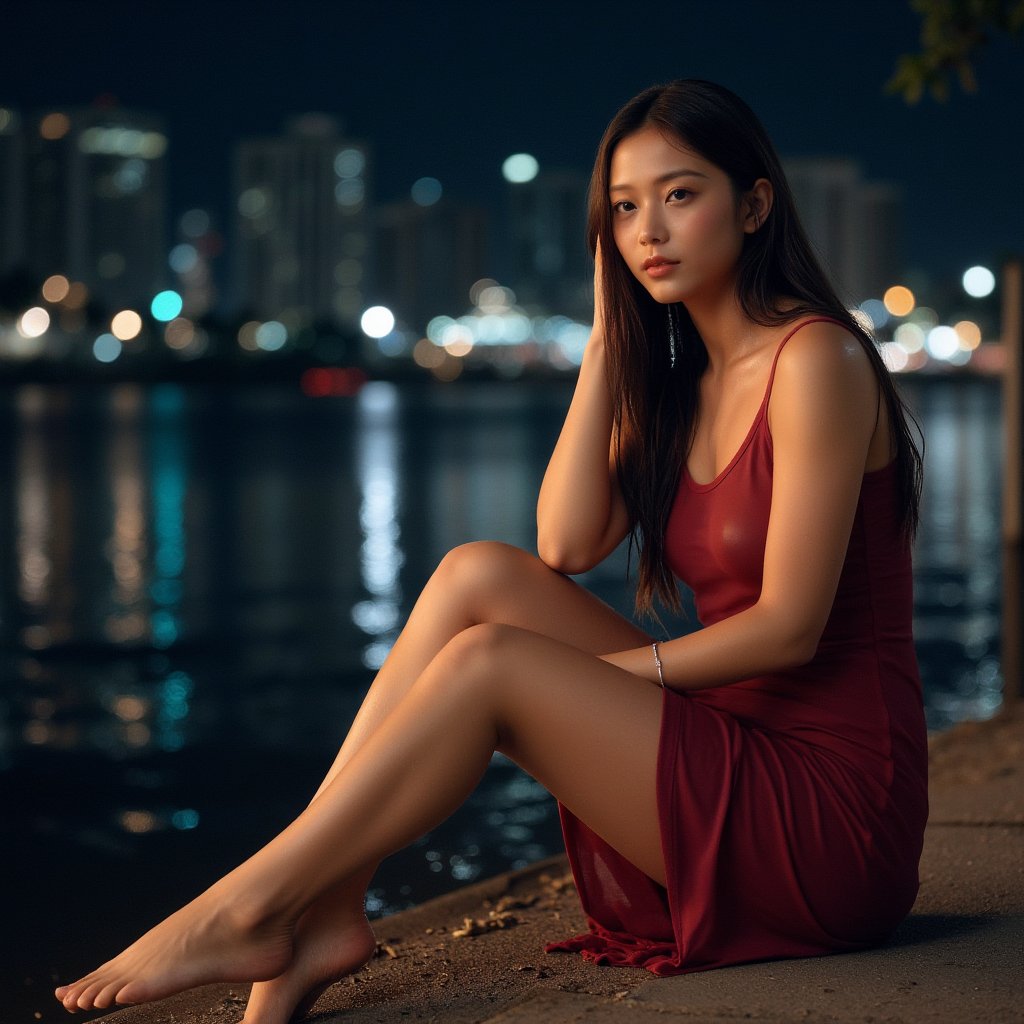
[592,240,606,338]
[536,240,630,574]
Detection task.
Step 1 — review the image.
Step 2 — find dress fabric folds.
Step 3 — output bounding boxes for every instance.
[545,317,929,975]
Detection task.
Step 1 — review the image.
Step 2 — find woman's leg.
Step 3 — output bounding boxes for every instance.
[245,542,652,1022]
[56,620,666,1018]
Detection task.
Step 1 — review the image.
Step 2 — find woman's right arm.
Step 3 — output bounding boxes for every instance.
[536,275,632,574]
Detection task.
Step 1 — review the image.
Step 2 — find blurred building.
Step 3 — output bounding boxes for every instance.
[0,107,26,274]
[233,114,370,330]
[506,168,590,319]
[13,104,169,310]
[784,157,903,305]
[373,196,489,334]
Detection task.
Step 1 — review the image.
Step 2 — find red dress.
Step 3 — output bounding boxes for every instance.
[546,317,928,975]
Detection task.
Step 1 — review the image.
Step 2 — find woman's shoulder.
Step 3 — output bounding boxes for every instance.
[774,315,872,380]
[772,316,875,393]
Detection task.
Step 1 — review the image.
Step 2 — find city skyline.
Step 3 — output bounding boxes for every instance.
[3,0,1021,289]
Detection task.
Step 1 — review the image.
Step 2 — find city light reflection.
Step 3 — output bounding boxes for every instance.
[355,382,403,669]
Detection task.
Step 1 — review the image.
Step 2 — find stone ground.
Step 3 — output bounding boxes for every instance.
[85,709,1024,1024]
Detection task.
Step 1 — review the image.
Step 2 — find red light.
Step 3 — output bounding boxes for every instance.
[300,367,368,398]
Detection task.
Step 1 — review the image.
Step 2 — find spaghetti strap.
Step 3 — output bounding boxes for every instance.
[763,316,848,400]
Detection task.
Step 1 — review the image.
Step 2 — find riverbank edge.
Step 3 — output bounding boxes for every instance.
[87,706,1024,1024]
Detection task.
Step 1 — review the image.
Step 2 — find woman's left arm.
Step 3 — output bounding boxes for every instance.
[602,323,882,689]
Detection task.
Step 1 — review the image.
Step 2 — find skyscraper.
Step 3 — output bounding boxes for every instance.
[373,197,489,334]
[233,114,370,330]
[783,157,904,304]
[505,168,590,320]
[22,104,168,310]
[0,106,26,275]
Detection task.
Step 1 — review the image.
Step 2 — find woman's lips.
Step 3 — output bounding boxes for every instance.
[643,259,679,278]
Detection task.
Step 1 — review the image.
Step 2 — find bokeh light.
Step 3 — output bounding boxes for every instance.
[502,153,539,183]
[334,148,365,178]
[18,307,50,338]
[111,310,143,340]
[954,320,982,350]
[164,318,195,350]
[39,112,71,140]
[926,326,960,361]
[894,322,926,353]
[411,177,442,206]
[238,187,270,218]
[63,281,89,309]
[41,275,70,303]
[151,290,183,321]
[361,306,395,339]
[962,265,995,298]
[93,334,123,363]
[858,298,889,330]
[255,320,287,351]
[169,243,199,274]
[237,321,260,352]
[883,285,915,317]
[335,179,365,206]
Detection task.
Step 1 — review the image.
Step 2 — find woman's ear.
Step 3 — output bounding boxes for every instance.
[744,178,773,233]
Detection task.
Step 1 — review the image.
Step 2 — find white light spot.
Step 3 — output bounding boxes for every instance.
[926,325,960,361]
[962,265,995,298]
[502,153,539,183]
[18,307,50,338]
[361,306,395,339]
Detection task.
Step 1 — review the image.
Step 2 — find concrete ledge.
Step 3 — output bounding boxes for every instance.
[98,709,1023,1023]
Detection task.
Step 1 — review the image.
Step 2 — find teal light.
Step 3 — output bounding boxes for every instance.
[151,290,183,321]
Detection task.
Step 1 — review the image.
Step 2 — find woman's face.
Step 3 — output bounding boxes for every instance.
[608,126,755,306]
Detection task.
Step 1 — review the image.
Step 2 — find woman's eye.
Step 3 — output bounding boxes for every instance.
[668,188,691,201]
[612,200,635,213]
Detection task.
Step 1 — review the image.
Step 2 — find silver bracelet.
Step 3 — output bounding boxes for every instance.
[651,642,665,689]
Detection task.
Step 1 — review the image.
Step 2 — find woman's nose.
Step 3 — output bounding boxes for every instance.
[638,212,666,246]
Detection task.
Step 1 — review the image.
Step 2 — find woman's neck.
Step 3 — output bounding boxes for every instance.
[685,293,762,371]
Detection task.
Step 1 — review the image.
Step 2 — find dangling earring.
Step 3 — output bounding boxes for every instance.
[667,306,678,369]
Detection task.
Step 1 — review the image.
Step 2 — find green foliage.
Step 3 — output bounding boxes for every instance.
[888,0,1024,101]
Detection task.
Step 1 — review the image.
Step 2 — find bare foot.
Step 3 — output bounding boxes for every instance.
[54,891,294,1013]
[242,901,376,1024]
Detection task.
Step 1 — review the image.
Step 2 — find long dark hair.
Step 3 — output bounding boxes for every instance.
[589,79,923,616]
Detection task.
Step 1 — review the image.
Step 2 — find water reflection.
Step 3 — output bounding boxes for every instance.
[909,378,1004,725]
[354,381,404,669]
[0,375,1005,1024]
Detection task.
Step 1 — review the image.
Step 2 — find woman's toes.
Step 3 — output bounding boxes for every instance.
[92,980,123,1009]
[76,981,105,1011]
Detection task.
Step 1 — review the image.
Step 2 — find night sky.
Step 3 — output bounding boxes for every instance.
[6,0,1022,283]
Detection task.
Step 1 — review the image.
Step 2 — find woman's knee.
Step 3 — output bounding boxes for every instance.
[413,622,514,703]
[432,541,533,616]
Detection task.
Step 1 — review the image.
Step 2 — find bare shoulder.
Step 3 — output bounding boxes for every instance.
[772,319,877,404]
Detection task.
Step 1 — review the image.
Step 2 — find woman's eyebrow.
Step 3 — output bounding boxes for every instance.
[609,168,709,192]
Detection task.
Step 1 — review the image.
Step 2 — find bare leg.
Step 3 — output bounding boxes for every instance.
[243,542,649,1022]
[55,595,663,1017]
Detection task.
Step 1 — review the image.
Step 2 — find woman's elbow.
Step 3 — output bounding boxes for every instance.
[778,625,824,669]
[536,534,599,576]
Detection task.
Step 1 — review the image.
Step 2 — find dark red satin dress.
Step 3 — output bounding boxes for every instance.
[546,318,928,975]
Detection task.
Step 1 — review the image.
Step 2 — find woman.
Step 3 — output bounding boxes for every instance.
[56,79,926,1022]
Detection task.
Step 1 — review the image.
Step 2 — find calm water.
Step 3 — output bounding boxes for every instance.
[1,376,1003,1021]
